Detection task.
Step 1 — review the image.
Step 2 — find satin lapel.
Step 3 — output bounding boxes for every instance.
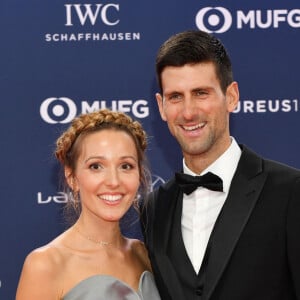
[153,180,179,252]
[153,179,186,300]
[203,146,268,300]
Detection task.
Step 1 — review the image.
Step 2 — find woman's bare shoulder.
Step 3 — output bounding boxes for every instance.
[128,238,152,270]
[16,242,68,300]
[25,242,64,269]
[129,238,147,253]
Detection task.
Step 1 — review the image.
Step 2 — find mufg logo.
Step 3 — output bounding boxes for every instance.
[65,3,120,26]
[195,7,300,33]
[40,97,149,123]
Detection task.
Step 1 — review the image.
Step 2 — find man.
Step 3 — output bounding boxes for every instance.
[141,30,300,300]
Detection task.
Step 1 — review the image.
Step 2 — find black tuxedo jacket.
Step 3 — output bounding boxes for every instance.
[141,145,300,300]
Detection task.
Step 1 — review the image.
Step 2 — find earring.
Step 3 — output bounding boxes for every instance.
[132,194,141,210]
[70,177,75,189]
[71,190,81,215]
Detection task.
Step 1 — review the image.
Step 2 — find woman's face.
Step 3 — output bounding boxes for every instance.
[69,128,140,223]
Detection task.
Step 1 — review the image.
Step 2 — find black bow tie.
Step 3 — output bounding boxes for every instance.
[175,172,223,195]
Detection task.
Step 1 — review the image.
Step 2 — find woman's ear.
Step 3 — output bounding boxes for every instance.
[65,167,77,191]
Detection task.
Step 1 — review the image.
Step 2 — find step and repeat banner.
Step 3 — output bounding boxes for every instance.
[1,0,300,298]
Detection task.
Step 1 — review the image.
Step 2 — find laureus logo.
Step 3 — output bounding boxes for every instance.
[37,174,165,204]
[151,175,165,191]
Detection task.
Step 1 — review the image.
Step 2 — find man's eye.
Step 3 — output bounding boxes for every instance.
[169,94,181,100]
[195,90,208,98]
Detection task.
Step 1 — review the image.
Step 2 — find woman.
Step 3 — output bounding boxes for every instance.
[16,109,160,300]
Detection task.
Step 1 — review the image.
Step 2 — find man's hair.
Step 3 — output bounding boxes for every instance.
[156,30,233,94]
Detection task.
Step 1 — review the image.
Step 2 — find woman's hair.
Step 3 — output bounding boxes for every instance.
[55,109,151,224]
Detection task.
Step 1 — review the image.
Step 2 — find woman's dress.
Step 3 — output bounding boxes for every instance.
[62,271,161,300]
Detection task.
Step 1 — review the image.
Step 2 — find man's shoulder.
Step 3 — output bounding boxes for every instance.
[143,177,178,208]
[240,143,300,176]
[152,176,177,194]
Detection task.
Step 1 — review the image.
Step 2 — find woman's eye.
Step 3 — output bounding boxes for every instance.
[121,163,134,170]
[89,163,102,170]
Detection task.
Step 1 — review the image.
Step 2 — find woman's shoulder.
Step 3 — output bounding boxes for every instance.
[128,238,152,270]
[24,228,75,273]
[16,233,75,300]
[129,238,147,253]
[23,239,67,275]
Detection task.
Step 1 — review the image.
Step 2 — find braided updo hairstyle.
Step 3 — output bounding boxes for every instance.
[55,109,150,221]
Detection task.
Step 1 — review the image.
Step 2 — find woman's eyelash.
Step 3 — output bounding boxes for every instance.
[122,163,135,170]
[89,163,102,170]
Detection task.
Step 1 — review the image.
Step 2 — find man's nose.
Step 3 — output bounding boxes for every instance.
[182,97,197,120]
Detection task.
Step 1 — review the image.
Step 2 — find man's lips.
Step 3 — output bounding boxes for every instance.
[181,122,206,131]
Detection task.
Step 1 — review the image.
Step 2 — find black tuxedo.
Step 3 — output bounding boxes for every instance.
[141,145,300,300]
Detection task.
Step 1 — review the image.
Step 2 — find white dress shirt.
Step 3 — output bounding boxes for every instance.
[181,138,242,273]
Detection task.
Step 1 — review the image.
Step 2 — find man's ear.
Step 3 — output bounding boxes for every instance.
[156,93,167,121]
[226,81,239,112]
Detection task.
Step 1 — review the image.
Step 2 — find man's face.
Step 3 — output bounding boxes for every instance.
[156,62,239,167]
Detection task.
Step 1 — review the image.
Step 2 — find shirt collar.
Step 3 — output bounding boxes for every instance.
[182,137,241,193]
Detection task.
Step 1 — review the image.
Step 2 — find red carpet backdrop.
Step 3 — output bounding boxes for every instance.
[1,1,300,298]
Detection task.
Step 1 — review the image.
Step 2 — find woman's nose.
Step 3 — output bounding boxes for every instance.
[104,168,120,187]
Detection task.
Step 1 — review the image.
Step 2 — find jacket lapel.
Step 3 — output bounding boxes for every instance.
[203,146,268,300]
[152,179,187,300]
